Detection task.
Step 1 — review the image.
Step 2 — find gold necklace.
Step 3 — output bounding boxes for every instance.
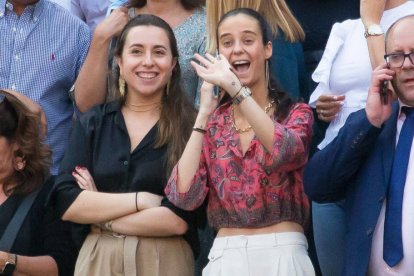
[125,102,161,112]
[231,100,275,134]
[127,101,161,107]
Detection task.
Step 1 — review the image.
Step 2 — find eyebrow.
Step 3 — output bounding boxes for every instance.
[219,30,258,39]
[128,43,168,50]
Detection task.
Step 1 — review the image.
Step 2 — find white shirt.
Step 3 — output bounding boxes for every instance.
[309,2,414,150]
[368,104,414,276]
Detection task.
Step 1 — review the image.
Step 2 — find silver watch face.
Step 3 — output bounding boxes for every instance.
[367,24,384,35]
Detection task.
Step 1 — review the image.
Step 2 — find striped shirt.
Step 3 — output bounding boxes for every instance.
[0,0,91,174]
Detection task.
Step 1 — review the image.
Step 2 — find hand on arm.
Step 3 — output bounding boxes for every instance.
[65,167,162,223]
[365,63,394,127]
[110,207,188,236]
[74,7,129,112]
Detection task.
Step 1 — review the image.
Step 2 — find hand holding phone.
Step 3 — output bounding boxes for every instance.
[380,80,388,105]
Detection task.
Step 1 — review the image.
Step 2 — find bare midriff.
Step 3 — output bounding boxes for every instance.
[217,221,303,237]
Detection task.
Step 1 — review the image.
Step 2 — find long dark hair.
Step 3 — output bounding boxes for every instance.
[113,14,195,173]
[0,90,51,195]
[217,8,294,121]
[128,0,203,11]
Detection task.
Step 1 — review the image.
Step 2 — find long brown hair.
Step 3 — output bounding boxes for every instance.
[113,15,195,174]
[128,0,204,10]
[0,90,51,195]
[206,0,304,53]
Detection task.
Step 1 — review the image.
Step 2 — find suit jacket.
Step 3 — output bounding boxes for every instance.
[304,103,400,275]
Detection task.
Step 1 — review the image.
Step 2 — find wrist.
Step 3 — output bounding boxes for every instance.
[94,26,115,42]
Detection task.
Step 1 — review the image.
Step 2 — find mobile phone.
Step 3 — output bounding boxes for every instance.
[213,50,221,98]
[381,80,388,105]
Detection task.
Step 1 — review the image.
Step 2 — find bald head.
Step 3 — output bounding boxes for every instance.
[385,15,414,53]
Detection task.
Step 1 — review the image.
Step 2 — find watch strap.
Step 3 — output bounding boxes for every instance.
[232,87,252,105]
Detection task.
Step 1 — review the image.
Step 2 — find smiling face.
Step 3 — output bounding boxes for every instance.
[386,17,414,106]
[117,25,177,101]
[217,13,272,89]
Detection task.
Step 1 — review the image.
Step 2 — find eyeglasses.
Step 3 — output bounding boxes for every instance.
[384,52,414,68]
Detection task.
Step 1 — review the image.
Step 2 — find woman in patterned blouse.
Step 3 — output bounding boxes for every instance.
[165,8,315,276]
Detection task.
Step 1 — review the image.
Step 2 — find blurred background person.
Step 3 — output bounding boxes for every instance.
[51,15,198,276]
[0,0,91,174]
[0,89,78,276]
[71,0,109,32]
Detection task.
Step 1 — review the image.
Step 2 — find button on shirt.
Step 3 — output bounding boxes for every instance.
[0,0,91,174]
[368,104,414,275]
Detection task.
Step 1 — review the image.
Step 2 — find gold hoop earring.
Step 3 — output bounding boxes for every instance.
[119,77,126,97]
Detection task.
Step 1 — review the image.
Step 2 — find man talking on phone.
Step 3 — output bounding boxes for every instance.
[304,14,414,276]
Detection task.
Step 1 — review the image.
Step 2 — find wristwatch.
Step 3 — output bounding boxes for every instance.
[0,254,16,275]
[232,86,252,105]
[364,24,384,38]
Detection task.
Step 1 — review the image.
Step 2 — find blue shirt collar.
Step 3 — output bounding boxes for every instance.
[0,0,45,20]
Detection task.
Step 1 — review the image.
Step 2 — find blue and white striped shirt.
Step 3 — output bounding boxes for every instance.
[0,0,91,174]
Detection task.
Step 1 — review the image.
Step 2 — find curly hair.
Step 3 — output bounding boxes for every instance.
[0,90,51,196]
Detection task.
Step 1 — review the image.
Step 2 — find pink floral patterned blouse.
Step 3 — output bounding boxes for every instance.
[165,102,314,229]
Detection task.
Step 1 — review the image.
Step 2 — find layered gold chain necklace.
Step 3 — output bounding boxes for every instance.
[230,99,276,134]
[124,101,161,112]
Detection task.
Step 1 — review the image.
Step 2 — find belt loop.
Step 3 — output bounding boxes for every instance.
[273,232,278,247]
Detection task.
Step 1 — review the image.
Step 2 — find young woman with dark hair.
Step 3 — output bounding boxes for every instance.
[166,8,315,275]
[52,14,197,276]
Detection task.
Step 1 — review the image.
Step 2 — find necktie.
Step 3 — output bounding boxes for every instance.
[383,107,414,267]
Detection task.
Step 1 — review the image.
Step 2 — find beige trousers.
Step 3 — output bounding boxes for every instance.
[74,225,194,276]
[203,232,315,276]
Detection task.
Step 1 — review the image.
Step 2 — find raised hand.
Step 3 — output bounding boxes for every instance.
[365,63,395,127]
[191,53,239,95]
[95,7,129,40]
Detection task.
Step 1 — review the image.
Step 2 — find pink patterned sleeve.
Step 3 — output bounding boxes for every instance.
[257,103,314,172]
[165,146,210,211]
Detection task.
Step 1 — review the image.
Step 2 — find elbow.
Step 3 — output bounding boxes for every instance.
[171,219,189,235]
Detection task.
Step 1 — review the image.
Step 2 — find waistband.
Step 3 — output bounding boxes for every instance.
[211,232,308,250]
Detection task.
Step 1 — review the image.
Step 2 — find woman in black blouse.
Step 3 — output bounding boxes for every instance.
[0,90,77,276]
[51,15,196,276]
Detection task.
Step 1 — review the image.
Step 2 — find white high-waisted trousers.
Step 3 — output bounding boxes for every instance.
[203,232,315,276]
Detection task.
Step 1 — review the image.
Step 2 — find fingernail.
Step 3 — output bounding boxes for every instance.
[81,167,86,170]
[75,166,81,170]
[333,96,338,100]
